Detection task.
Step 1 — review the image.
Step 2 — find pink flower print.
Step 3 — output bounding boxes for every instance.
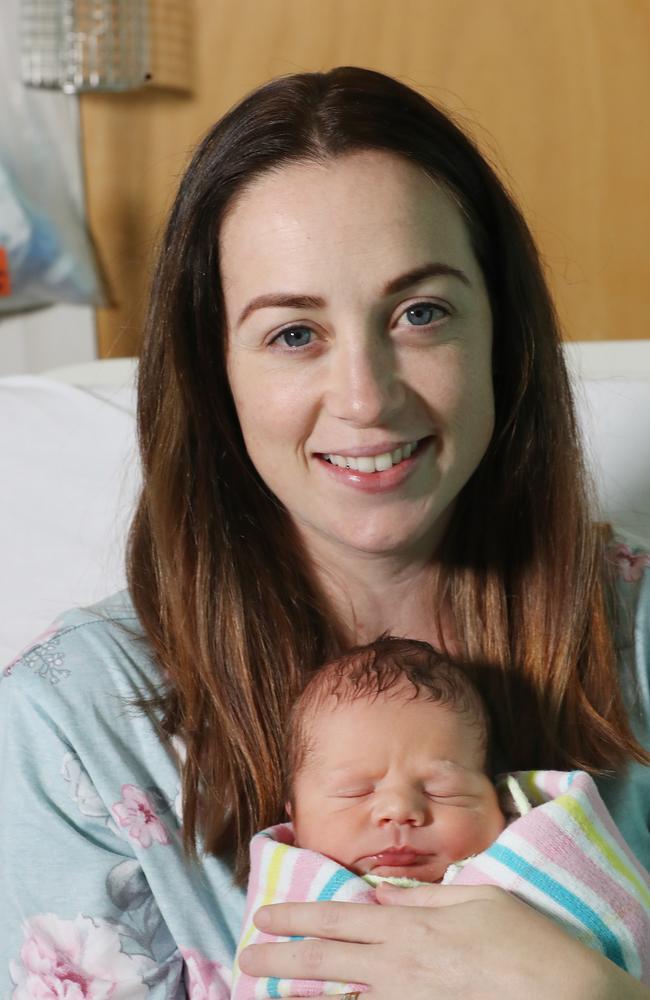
[612,543,650,583]
[181,948,231,1000]
[9,912,153,999]
[112,784,170,848]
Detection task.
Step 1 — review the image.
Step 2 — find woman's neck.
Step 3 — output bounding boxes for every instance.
[308,540,450,649]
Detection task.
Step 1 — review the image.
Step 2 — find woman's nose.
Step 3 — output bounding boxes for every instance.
[326,335,405,426]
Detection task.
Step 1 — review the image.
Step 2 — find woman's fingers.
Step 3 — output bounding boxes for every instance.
[374,881,506,908]
[245,886,613,999]
[239,936,371,985]
[252,884,504,942]
[254,900,385,942]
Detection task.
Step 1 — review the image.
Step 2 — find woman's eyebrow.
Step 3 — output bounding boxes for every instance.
[383,262,471,296]
[237,293,324,328]
[235,262,471,328]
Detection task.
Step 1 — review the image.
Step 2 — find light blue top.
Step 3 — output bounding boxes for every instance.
[1,541,649,998]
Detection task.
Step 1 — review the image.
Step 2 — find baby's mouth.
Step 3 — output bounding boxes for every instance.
[357,848,431,871]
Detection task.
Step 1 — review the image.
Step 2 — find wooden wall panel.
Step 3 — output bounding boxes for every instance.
[80,0,650,358]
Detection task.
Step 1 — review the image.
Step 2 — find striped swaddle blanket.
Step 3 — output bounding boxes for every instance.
[231,770,650,998]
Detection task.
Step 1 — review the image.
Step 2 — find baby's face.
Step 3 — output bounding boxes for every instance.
[289,684,506,882]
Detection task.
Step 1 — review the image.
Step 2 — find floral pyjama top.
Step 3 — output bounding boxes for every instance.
[1,540,649,999]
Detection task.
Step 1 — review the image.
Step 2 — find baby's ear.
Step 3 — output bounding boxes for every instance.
[284,800,293,819]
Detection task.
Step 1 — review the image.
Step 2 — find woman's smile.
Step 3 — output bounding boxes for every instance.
[319,436,423,469]
[314,437,435,494]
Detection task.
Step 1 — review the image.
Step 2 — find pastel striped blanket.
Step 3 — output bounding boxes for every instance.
[231,770,650,997]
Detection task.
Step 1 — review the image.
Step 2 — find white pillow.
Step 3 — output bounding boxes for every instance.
[577,378,650,542]
[0,375,139,663]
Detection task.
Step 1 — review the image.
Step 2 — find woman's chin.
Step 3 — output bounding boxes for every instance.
[297,513,446,563]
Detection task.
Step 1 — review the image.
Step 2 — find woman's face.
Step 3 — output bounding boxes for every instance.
[222,151,493,564]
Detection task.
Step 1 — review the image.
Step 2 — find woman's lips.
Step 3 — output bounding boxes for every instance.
[315,437,433,494]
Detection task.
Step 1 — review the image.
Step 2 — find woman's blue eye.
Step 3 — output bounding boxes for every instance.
[276,326,312,348]
[404,302,446,326]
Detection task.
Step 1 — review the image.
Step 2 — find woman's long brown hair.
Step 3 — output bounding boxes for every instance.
[127,66,649,885]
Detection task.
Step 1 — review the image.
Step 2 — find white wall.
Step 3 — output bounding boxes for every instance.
[0,304,96,375]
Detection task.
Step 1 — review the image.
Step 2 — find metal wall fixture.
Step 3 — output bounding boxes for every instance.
[20,0,151,94]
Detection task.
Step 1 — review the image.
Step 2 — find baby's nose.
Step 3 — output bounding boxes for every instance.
[371,789,428,826]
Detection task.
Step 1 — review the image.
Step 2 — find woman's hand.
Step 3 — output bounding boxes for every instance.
[238,882,648,999]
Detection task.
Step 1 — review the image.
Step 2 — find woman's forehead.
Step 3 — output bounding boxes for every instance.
[219,150,481,310]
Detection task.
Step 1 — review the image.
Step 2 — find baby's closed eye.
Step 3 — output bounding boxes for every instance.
[328,787,374,798]
[424,792,477,805]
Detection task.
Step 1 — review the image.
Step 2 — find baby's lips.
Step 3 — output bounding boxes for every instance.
[357,848,430,869]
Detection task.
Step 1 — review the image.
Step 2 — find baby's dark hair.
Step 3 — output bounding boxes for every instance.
[284,635,493,804]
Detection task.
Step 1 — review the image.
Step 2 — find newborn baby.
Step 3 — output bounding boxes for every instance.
[284,636,507,882]
[233,638,649,998]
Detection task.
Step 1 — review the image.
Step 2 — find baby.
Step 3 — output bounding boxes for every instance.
[284,635,507,883]
[232,638,649,998]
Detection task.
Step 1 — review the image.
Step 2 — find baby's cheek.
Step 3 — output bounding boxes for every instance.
[319,809,369,870]
[445,807,502,860]
[471,802,507,853]
[341,812,373,868]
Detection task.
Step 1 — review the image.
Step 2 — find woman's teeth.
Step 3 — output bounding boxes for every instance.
[323,441,418,472]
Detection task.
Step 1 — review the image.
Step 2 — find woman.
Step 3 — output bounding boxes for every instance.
[1,67,648,999]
